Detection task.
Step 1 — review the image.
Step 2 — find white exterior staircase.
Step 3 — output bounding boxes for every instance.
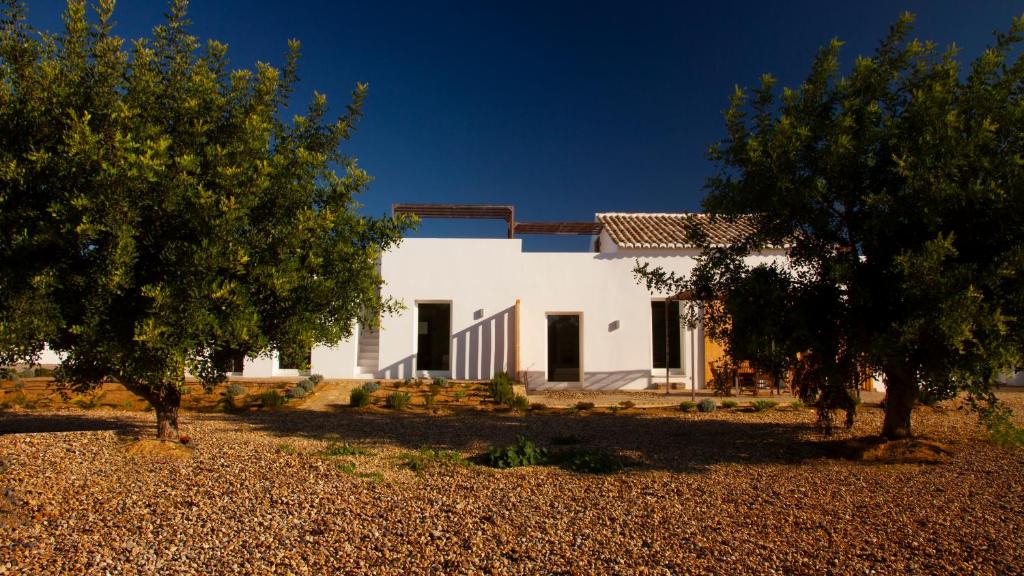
[355,327,379,378]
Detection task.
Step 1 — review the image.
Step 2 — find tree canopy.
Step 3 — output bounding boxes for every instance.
[637,13,1024,438]
[0,0,413,438]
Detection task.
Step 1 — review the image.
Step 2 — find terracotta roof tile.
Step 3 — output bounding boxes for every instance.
[596,212,758,249]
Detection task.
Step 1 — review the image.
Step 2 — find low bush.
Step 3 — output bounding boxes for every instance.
[334,460,357,474]
[362,381,381,394]
[618,400,635,409]
[402,378,413,388]
[489,372,515,405]
[453,389,467,401]
[751,399,778,412]
[510,394,530,412]
[296,378,316,394]
[697,398,717,413]
[286,386,308,399]
[484,436,548,468]
[575,401,595,411]
[424,391,438,411]
[679,400,697,412]
[349,387,372,407]
[432,377,450,389]
[386,391,411,410]
[260,390,286,408]
[308,374,324,384]
[320,442,370,457]
[529,402,548,411]
[225,383,246,397]
[557,449,624,474]
[790,400,806,410]
[73,392,105,409]
[721,400,739,409]
[400,448,467,472]
[981,403,1024,448]
[33,367,53,377]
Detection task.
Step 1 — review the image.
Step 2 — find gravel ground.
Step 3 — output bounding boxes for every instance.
[1,392,1022,575]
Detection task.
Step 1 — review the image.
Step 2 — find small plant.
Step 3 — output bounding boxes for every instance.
[510,394,530,412]
[557,449,624,474]
[362,381,381,394]
[296,378,316,394]
[721,400,738,409]
[489,372,515,405]
[485,437,548,468]
[608,406,621,414]
[402,378,413,388]
[334,460,357,474]
[424,391,438,411]
[432,376,449,389]
[697,398,717,413]
[751,399,778,412]
[320,442,371,457]
[400,448,467,472]
[259,390,286,409]
[981,403,1024,448]
[790,400,806,410]
[529,402,547,411]
[575,401,595,411]
[386,391,411,410]
[308,374,324,384]
[679,400,697,412]
[349,387,372,407]
[73,391,105,409]
[13,380,25,391]
[286,386,308,399]
[453,389,467,401]
[618,400,635,409]
[277,443,297,455]
[226,383,246,397]
[33,367,53,377]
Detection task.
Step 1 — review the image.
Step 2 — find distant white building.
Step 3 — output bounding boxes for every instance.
[243,206,790,391]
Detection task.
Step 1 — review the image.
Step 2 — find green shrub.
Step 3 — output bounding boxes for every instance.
[484,436,548,468]
[489,372,515,405]
[790,400,806,410]
[362,381,381,394]
[33,367,53,377]
[276,443,297,455]
[751,399,778,412]
[721,400,738,409]
[287,386,308,399]
[226,383,246,397]
[334,460,357,474]
[73,392,105,409]
[320,442,370,457]
[297,378,316,394]
[400,448,466,472]
[349,387,371,407]
[386,391,411,410]
[557,449,624,474]
[679,400,697,412]
[510,394,530,412]
[697,399,717,413]
[575,401,595,411]
[424,391,438,411]
[259,390,286,408]
[432,377,450,389]
[308,374,324,384]
[981,404,1024,448]
[402,378,413,388]
[453,389,467,401]
[618,400,635,409]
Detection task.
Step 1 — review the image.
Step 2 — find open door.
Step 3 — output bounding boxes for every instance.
[547,314,581,382]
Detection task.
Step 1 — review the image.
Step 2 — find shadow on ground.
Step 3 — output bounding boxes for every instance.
[0,411,146,436]
[237,407,832,474]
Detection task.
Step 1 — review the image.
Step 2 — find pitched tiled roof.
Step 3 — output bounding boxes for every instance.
[595,212,758,249]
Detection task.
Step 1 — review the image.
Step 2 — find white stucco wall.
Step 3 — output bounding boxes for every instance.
[376,237,785,391]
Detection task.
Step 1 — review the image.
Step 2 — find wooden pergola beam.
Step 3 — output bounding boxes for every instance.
[513,221,604,236]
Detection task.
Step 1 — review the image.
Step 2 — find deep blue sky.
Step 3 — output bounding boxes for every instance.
[26,1,1023,250]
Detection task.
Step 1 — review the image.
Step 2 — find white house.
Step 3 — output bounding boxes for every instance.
[241,207,789,392]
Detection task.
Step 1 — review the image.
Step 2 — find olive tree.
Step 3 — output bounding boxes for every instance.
[0,0,412,438]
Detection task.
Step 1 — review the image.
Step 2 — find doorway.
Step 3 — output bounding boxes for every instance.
[547,314,581,382]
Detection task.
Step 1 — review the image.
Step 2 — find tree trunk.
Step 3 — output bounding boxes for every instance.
[134,384,182,441]
[881,364,917,439]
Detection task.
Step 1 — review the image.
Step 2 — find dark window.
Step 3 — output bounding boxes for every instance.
[213,348,245,373]
[417,303,451,371]
[651,301,681,369]
[547,314,581,382]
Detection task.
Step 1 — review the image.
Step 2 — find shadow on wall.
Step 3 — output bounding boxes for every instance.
[379,355,416,380]
[451,306,515,381]
[524,370,653,392]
